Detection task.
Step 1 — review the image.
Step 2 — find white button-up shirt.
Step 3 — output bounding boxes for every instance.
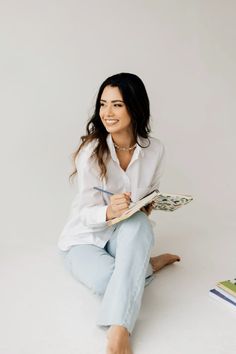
[58,134,165,251]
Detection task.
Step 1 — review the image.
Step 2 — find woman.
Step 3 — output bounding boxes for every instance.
[58,73,180,354]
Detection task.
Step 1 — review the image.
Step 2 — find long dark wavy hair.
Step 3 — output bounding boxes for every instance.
[69,72,151,182]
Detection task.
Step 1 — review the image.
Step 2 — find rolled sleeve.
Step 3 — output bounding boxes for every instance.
[79,205,108,228]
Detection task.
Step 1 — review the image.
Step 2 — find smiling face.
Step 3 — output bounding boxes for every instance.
[99,85,133,136]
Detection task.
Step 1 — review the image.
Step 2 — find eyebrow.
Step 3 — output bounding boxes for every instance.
[100,99,124,103]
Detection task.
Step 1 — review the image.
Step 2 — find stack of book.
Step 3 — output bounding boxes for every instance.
[209,279,236,310]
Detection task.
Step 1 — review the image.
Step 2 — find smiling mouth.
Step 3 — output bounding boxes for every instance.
[105,119,119,125]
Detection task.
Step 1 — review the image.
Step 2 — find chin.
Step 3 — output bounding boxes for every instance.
[105,126,121,134]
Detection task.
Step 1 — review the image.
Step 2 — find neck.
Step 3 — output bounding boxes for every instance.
[111,131,136,149]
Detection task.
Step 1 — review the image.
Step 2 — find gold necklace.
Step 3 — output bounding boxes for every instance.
[113,142,137,152]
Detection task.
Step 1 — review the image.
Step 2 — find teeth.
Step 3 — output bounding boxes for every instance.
[106,120,118,124]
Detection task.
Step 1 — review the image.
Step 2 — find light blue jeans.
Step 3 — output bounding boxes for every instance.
[63,211,155,334]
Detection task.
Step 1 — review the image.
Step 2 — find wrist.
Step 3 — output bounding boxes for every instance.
[106,205,115,221]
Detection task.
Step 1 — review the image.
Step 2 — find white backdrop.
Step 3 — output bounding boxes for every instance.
[1,0,235,247]
[1,1,236,354]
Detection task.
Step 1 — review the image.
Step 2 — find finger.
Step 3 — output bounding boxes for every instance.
[113,202,130,210]
[123,194,132,205]
[111,194,131,205]
[111,192,131,199]
[124,192,131,197]
[124,192,131,200]
[111,194,128,202]
[112,192,131,199]
[140,207,148,215]
[111,198,129,207]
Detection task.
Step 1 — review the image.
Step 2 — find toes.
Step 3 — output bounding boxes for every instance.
[170,254,181,263]
[167,253,181,262]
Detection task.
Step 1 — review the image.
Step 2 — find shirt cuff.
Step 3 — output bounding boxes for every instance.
[82,205,108,228]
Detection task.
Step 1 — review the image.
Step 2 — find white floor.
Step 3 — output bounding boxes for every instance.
[1,202,236,354]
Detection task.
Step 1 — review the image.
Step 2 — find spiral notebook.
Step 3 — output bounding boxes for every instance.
[106,190,193,226]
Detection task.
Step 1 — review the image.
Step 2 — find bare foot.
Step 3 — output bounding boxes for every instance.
[150,253,181,273]
[106,325,133,354]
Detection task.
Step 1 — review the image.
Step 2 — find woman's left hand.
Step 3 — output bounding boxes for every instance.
[141,202,154,216]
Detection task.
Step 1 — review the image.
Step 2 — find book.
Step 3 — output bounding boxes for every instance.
[214,285,236,302]
[217,279,236,297]
[209,288,236,311]
[106,190,193,226]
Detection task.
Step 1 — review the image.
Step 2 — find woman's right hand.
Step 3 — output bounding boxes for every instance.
[106,192,131,220]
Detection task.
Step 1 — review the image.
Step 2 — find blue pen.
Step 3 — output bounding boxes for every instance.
[93,187,133,205]
[93,187,114,195]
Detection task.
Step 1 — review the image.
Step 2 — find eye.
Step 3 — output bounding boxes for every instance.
[114,104,123,107]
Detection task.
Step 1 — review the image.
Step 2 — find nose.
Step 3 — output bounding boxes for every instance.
[105,104,114,117]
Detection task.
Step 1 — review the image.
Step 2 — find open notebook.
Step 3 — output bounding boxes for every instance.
[106,190,193,226]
